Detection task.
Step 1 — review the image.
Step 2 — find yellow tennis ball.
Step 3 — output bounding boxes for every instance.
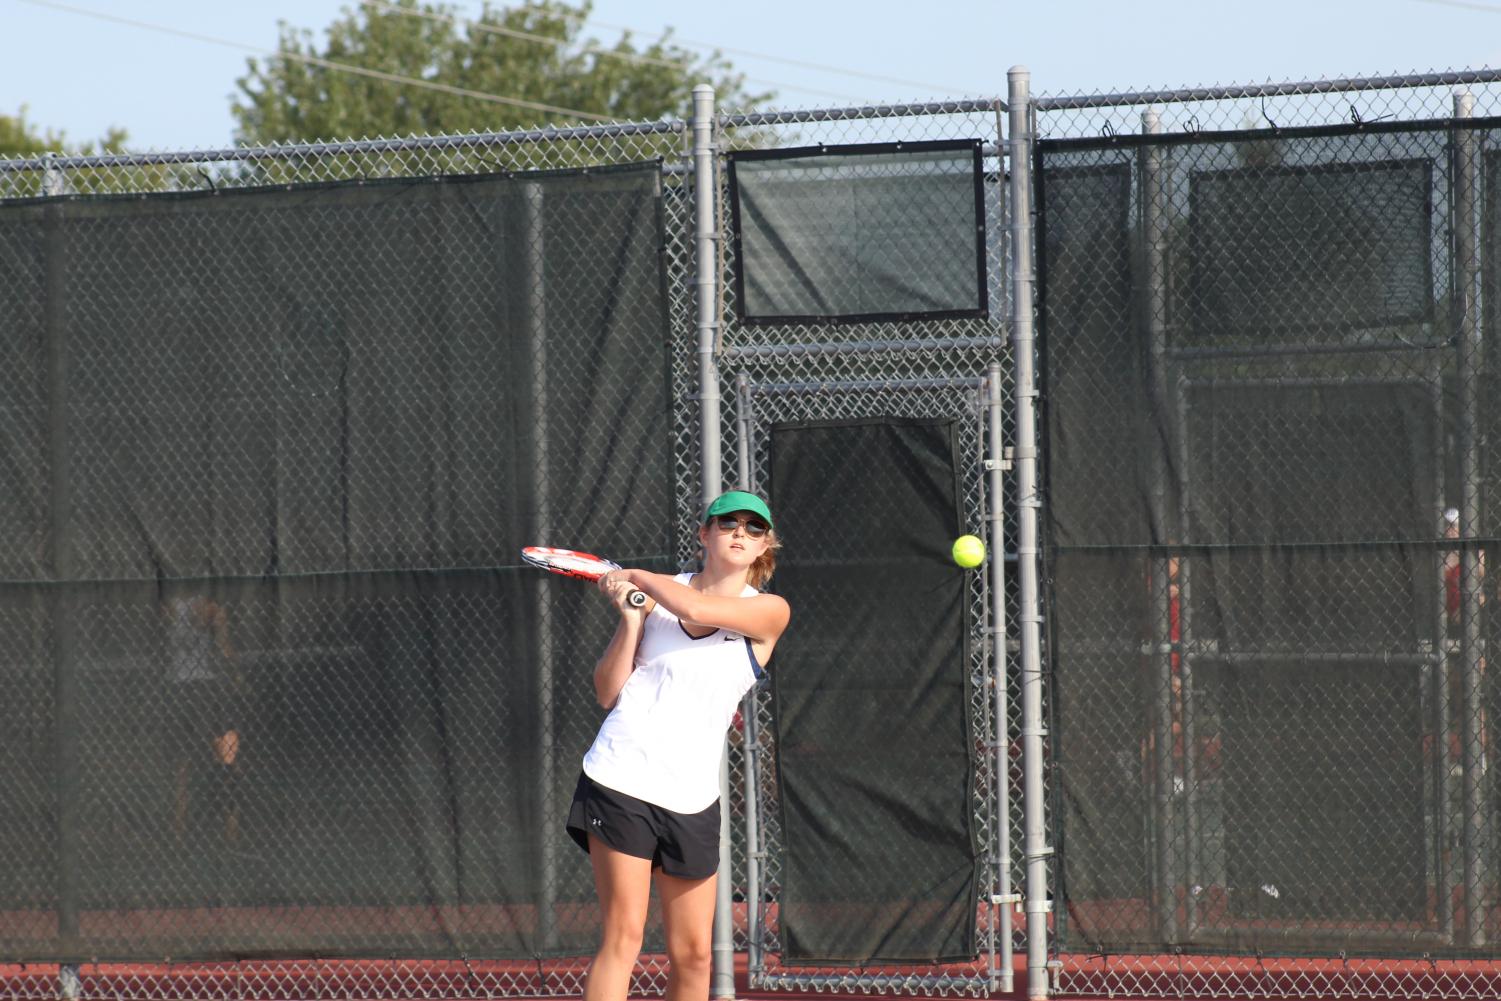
[951,534,986,568]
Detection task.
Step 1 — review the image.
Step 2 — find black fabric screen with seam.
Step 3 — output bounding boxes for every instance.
[768,416,978,964]
[0,162,673,962]
[1038,121,1468,957]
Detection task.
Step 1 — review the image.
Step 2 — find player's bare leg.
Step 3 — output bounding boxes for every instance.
[656,869,717,1001]
[583,836,652,1001]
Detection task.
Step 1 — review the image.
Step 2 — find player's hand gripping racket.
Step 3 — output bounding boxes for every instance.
[520,547,647,607]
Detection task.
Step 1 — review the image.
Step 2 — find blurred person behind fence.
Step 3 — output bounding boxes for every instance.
[163,593,246,850]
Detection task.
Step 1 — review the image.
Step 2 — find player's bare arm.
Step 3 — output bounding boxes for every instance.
[615,569,790,643]
[592,612,644,709]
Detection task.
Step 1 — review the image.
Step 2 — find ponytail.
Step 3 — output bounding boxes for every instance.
[747,529,782,589]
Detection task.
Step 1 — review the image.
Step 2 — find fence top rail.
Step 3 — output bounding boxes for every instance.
[0,118,685,175]
[722,97,1004,128]
[1033,66,1501,111]
[11,67,1497,176]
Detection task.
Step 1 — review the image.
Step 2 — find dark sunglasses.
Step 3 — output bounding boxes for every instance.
[712,514,770,538]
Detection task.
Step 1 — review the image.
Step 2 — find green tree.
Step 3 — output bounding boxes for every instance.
[0,105,127,158]
[233,0,769,144]
[0,106,138,198]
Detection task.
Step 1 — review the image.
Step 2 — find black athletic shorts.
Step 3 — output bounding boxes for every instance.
[566,772,721,880]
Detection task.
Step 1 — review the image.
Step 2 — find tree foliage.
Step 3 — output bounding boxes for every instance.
[0,105,127,158]
[233,0,769,144]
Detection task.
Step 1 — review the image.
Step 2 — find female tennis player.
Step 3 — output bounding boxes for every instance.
[567,489,791,1001]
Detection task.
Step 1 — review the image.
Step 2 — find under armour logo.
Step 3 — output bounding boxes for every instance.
[591,818,602,827]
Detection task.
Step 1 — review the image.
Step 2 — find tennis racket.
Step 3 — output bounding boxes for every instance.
[520,546,647,607]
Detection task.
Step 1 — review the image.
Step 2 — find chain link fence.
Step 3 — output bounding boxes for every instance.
[0,124,696,1001]
[712,101,1016,998]
[1033,68,1501,999]
[7,61,1501,1001]
[0,98,1018,1001]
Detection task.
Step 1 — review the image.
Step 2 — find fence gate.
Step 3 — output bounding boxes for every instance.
[730,377,1006,997]
[704,97,1016,997]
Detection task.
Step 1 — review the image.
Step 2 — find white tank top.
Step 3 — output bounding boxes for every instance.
[582,573,765,813]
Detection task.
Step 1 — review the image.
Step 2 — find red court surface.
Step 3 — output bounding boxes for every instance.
[10,953,1501,1001]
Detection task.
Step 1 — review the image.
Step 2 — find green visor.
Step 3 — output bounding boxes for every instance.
[703,490,774,529]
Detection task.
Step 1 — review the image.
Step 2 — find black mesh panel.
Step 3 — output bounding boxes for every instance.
[769,417,977,963]
[0,163,671,962]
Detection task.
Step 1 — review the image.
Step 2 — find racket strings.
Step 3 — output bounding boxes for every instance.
[521,548,619,578]
[551,557,612,575]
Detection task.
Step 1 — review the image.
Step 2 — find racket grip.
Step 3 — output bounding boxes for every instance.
[627,589,647,608]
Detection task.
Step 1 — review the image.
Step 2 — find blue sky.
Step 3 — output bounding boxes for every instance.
[2,0,1499,150]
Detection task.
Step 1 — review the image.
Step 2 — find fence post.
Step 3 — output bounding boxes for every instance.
[693,83,737,1000]
[1007,65,1051,1001]
[694,84,724,500]
[1139,106,1184,944]
[521,180,561,957]
[1452,87,1488,948]
[985,360,1015,996]
[734,372,765,983]
[43,153,66,197]
[43,151,82,1001]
